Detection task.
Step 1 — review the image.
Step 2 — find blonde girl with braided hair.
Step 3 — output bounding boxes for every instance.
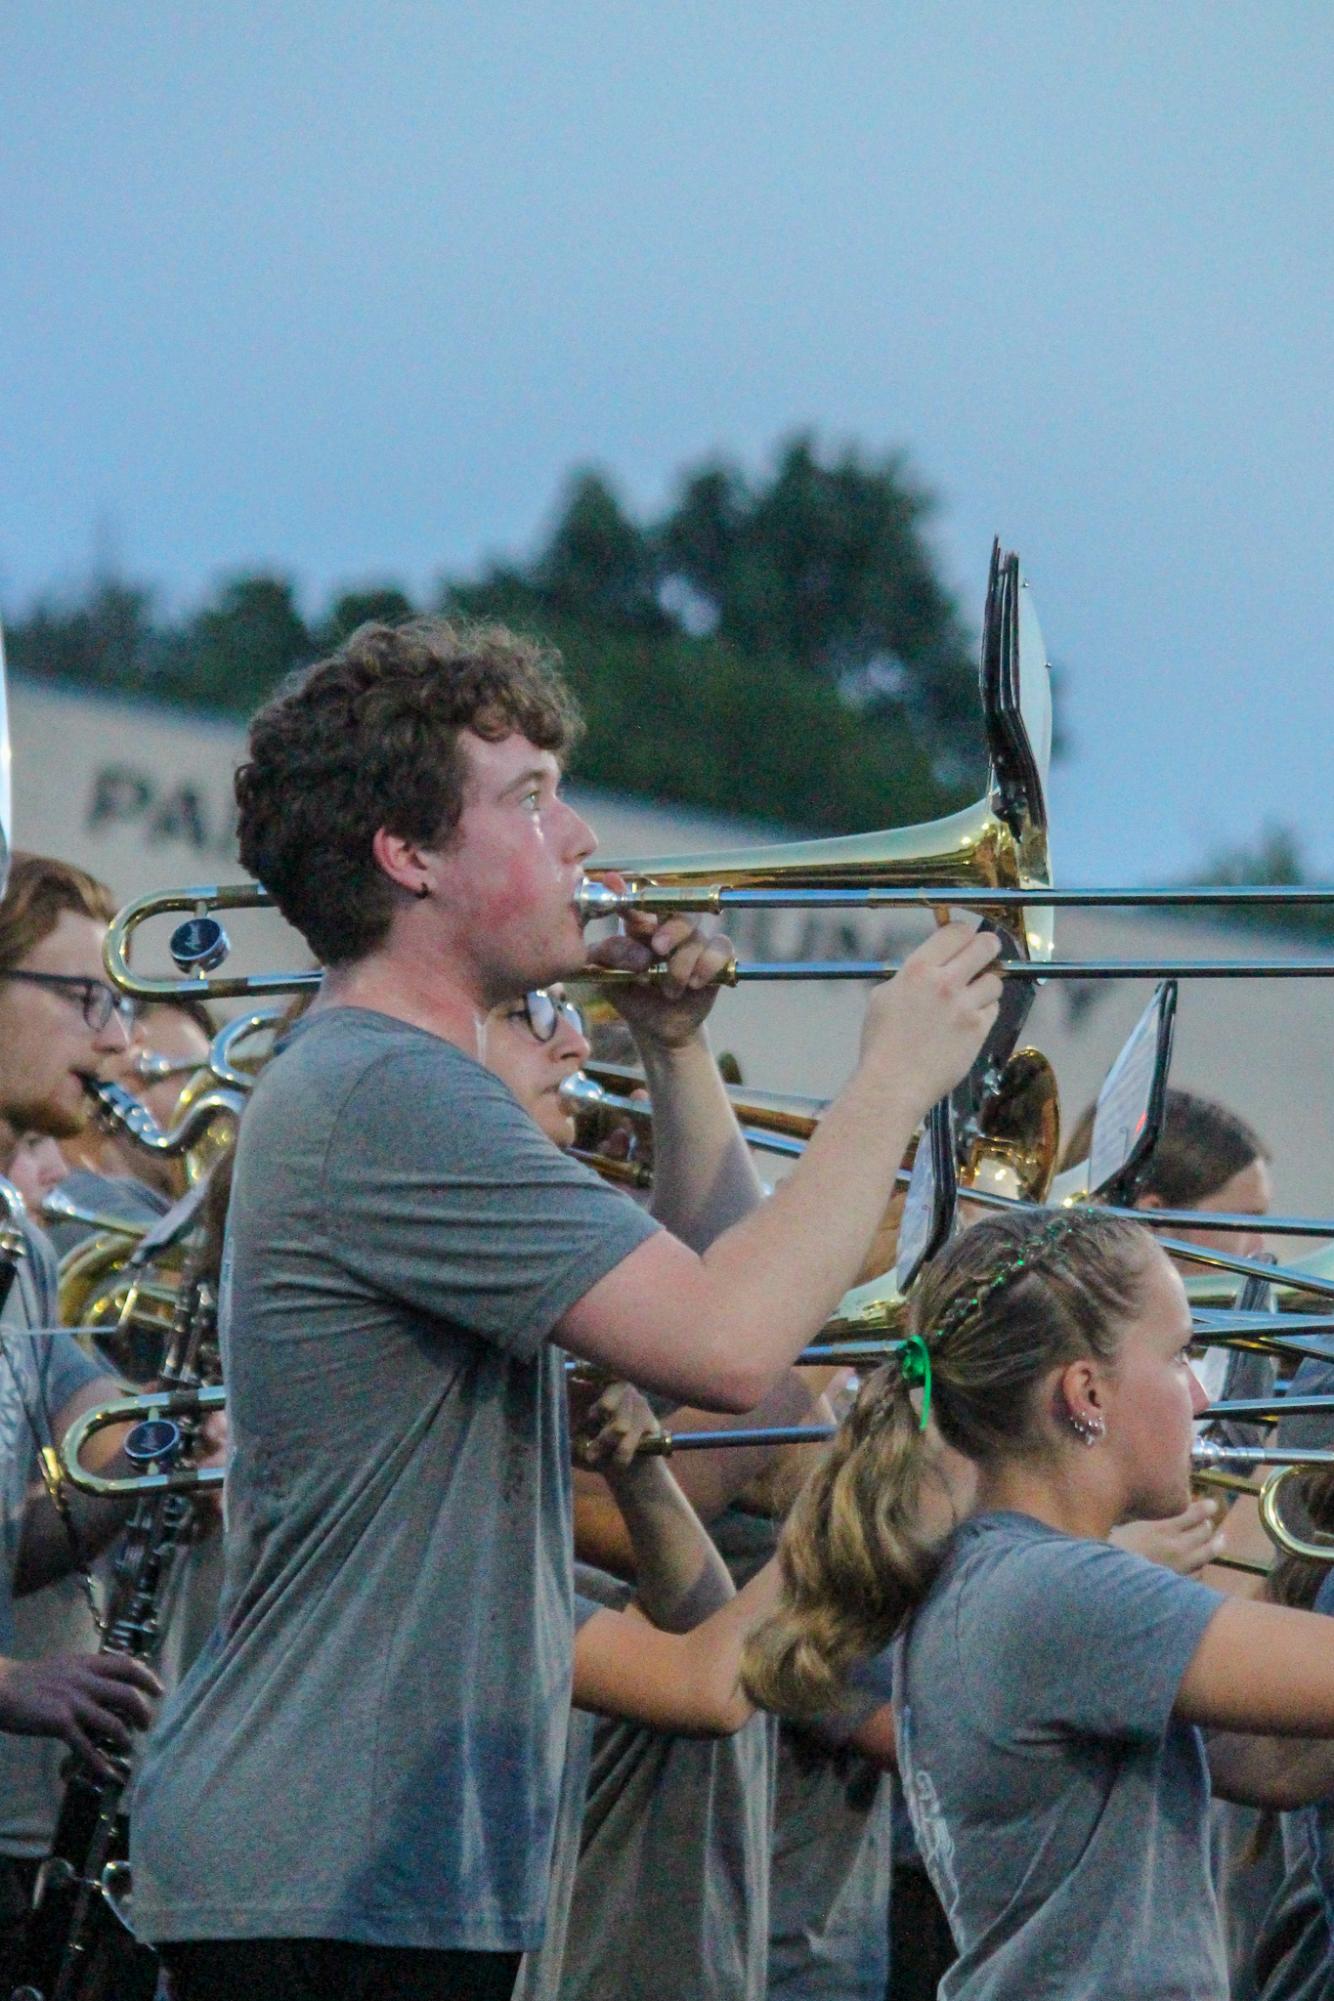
[744,1209,1334,2001]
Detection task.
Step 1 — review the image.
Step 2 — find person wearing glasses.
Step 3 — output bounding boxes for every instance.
[129,618,1000,2001]
[0,853,162,1986]
[49,993,217,1241]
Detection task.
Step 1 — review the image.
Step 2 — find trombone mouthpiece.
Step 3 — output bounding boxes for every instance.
[558,1074,607,1112]
[575,880,624,923]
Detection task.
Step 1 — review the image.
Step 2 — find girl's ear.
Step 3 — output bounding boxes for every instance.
[1054,1355,1105,1427]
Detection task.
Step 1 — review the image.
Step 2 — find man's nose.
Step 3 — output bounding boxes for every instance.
[92,1009,133,1057]
[560,798,597,865]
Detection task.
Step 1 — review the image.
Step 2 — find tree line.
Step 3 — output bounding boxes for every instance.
[5,437,987,836]
[7,434,1322,939]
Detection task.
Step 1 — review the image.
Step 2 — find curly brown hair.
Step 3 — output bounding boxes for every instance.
[235,618,583,966]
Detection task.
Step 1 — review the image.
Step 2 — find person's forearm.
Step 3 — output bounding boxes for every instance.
[608,1460,734,1631]
[15,1479,130,1595]
[1207,1728,1334,1808]
[639,1031,764,1251]
[674,1556,782,1729]
[562,1064,925,1412]
[688,1065,922,1398]
[562,929,1001,1410]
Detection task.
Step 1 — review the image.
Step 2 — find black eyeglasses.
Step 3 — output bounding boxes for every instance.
[2,971,137,1033]
[521,990,585,1044]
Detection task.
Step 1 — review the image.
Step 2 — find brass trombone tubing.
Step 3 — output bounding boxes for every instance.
[577,882,1334,920]
[567,1148,651,1188]
[796,1332,1334,1369]
[105,883,318,1002]
[963,1184,1334,1239]
[1260,1467,1334,1566]
[83,1077,246,1160]
[631,1418,1334,1461]
[593,957,1334,984]
[209,1006,287,1091]
[1193,1313,1334,1332]
[60,1384,226,1497]
[1197,1398,1334,1425]
[1192,1443,1334,1473]
[637,1424,835,1456]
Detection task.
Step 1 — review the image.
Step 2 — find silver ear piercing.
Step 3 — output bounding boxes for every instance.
[1068,1411,1106,1446]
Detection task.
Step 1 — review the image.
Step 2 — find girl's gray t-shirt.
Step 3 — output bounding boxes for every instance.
[892,1511,1226,2001]
[129,1008,658,1954]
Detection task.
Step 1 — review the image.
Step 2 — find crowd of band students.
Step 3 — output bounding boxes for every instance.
[0,615,1327,1999]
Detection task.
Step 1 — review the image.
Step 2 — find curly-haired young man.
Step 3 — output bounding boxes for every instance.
[129,619,1002,2001]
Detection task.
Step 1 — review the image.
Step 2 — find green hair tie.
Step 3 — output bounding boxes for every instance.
[899,1334,933,1433]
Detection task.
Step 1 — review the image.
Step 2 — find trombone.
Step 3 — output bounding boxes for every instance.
[578,879,1334,983]
[102,877,1334,1004]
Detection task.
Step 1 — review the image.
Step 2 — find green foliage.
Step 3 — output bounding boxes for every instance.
[1196,824,1334,944]
[2,435,996,833]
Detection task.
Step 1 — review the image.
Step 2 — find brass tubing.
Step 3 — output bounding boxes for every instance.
[1192,1444,1334,1473]
[593,958,1334,986]
[60,1384,226,1497]
[578,882,1334,920]
[1260,1468,1334,1565]
[1202,1397,1334,1424]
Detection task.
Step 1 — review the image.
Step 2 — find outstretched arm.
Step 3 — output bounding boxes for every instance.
[560,925,1003,1412]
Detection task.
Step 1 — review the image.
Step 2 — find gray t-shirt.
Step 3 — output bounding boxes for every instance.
[1249,1811,1331,2001]
[710,1504,893,2001]
[558,1559,778,2001]
[1252,1568,1334,2001]
[0,1217,105,1856]
[129,1008,659,1953]
[892,1511,1226,2001]
[767,1729,892,2001]
[513,1577,605,2001]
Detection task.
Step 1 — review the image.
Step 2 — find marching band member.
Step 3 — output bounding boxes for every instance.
[485,979,887,2000]
[128,618,1000,2001]
[744,1208,1334,2001]
[0,854,162,1985]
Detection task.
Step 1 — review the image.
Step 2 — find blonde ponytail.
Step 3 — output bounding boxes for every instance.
[741,1366,945,1719]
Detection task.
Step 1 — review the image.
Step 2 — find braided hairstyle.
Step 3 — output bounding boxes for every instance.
[741,1207,1155,1719]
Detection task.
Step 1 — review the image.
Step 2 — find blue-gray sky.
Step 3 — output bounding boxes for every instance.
[2,2,1330,881]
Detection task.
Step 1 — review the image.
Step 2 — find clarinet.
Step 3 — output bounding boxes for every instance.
[10,1260,220,2001]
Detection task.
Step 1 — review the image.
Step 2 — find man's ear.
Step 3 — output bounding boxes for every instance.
[371,827,433,898]
[1134,1192,1164,1213]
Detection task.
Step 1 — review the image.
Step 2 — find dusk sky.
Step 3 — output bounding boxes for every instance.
[2,3,1329,881]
